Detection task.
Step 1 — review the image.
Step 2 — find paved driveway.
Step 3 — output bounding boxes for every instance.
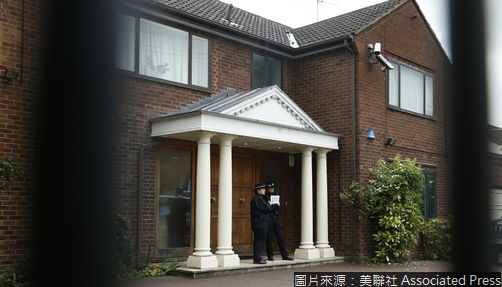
[115,261,452,287]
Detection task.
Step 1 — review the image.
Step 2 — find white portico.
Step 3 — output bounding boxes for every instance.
[150,85,339,269]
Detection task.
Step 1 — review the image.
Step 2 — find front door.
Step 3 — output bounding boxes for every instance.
[230,155,255,254]
[209,150,289,256]
[210,153,255,255]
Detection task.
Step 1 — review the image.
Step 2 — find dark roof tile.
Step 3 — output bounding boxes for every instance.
[292,0,406,47]
[150,0,292,46]
[148,0,407,49]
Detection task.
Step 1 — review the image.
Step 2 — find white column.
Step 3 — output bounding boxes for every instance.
[294,147,320,260]
[187,132,218,269]
[215,135,240,267]
[315,149,335,258]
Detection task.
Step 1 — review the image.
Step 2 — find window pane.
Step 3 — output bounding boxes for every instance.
[158,148,192,249]
[425,75,434,116]
[268,57,282,87]
[139,19,189,84]
[191,36,209,88]
[116,14,135,71]
[388,65,399,106]
[423,172,437,220]
[400,65,424,114]
[252,53,266,89]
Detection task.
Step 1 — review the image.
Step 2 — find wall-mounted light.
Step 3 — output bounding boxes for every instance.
[3,69,19,84]
[384,137,396,146]
[367,128,376,140]
[289,154,295,167]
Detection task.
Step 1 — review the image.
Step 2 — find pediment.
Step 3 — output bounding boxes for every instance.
[219,86,323,131]
[151,85,339,152]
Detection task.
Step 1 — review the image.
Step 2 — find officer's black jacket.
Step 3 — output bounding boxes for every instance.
[250,194,272,230]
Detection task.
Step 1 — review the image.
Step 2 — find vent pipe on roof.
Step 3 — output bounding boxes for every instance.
[286,31,299,48]
[224,4,234,22]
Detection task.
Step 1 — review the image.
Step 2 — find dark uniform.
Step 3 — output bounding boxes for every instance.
[250,183,272,264]
[265,183,294,261]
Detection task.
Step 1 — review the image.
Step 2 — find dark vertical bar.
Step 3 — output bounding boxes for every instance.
[449,0,491,271]
[36,0,116,286]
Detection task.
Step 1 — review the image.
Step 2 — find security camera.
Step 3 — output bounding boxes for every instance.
[367,42,393,71]
[376,54,394,70]
[373,42,381,55]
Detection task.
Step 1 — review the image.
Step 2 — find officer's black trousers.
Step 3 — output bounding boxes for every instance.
[252,225,269,262]
[266,218,288,258]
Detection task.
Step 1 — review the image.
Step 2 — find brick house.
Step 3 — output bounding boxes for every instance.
[0,0,450,269]
[0,0,42,270]
[113,0,450,268]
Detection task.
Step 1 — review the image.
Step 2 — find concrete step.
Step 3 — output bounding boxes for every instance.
[173,256,345,279]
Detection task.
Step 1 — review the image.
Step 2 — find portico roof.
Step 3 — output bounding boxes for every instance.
[150,86,339,153]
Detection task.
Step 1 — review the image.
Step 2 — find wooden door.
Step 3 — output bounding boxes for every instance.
[210,154,255,255]
[231,156,255,254]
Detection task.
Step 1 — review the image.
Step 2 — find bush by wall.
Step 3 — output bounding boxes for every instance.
[367,156,424,263]
[111,214,179,279]
[421,217,453,260]
[341,155,424,263]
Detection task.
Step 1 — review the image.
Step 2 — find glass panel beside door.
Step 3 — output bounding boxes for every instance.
[158,148,192,249]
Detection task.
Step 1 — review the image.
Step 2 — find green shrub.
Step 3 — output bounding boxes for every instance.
[0,271,22,287]
[141,257,180,277]
[341,155,425,263]
[112,214,137,279]
[0,156,23,191]
[340,181,367,220]
[421,217,453,260]
[366,156,424,263]
[112,214,179,279]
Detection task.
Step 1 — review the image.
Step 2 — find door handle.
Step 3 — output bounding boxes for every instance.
[239,197,245,203]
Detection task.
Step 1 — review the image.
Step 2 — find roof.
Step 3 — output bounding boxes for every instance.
[293,0,406,47]
[150,0,293,46]
[147,0,407,49]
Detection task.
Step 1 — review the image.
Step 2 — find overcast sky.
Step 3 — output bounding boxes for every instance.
[220,0,501,129]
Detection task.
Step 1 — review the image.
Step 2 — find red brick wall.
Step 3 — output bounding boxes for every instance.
[114,33,296,258]
[0,0,43,270]
[286,1,449,261]
[353,0,449,258]
[290,49,355,256]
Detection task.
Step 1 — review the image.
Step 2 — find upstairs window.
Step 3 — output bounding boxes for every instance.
[116,14,136,72]
[139,19,189,84]
[388,60,434,116]
[252,53,282,89]
[116,14,209,89]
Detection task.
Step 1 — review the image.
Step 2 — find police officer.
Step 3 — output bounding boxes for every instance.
[250,183,272,264]
[265,182,294,261]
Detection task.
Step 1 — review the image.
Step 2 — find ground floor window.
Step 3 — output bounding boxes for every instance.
[422,170,437,221]
[158,148,192,249]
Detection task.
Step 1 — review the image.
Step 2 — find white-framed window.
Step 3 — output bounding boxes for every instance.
[388,60,434,116]
[139,19,189,84]
[116,14,210,89]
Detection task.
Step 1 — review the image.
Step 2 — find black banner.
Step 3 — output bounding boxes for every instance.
[293,272,501,287]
